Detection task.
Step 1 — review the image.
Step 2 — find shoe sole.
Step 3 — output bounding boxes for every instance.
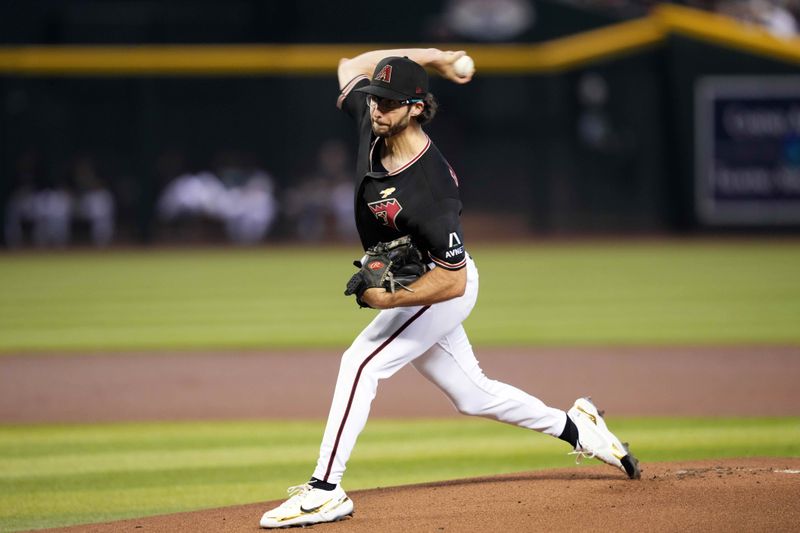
[266,512,354,529]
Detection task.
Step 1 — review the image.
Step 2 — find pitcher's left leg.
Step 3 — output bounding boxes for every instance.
[412,326,640,479]
[411,325,567,436]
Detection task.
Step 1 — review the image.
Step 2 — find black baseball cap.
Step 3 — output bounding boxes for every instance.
[354,56,429,101]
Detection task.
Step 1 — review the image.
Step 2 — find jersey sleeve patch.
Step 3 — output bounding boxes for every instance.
[411,197,466,271]
[428,230,466,270]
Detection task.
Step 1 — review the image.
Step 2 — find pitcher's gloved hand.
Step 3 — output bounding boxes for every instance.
[344,235,427,308]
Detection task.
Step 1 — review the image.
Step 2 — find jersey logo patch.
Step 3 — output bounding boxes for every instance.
[375,65,392,83]
[448,232,462,248]
[379,187,396,199]
[368,198,403,231]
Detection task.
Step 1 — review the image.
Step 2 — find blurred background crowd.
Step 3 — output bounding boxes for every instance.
[5,140,356,247]
[1,0,798,248]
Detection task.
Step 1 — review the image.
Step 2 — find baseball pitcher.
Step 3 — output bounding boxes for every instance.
[260,48,640,529]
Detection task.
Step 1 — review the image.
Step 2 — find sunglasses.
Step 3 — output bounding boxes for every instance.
[367,95,423,111]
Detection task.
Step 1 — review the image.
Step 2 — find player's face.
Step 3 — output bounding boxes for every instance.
[368,96,420,138]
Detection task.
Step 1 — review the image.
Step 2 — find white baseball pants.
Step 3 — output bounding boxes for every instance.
[312,256,568,484]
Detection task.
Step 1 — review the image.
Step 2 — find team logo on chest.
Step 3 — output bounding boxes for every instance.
[368,198,403,231]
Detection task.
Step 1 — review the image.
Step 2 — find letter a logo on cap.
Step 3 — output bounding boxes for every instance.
[375,64,392,83]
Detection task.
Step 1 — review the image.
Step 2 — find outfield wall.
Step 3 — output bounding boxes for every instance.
[1,2,799,245]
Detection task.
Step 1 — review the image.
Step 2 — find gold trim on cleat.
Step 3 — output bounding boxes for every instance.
[276,512,305,523]
[576,405,597,425]
[327,497,351,513]
[610,443,626,460]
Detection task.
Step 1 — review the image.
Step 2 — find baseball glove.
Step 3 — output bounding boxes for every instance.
[344,235,428,308]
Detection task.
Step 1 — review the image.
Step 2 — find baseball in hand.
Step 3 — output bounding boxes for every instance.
[453,55,475,78]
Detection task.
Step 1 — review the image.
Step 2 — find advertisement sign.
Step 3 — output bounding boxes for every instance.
[695,76,800,225]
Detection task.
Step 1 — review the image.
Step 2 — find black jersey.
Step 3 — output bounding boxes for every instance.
[338,76,467,270]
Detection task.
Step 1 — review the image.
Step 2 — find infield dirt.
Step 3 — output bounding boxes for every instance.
[2,346,799,422]
[43,458,800,532]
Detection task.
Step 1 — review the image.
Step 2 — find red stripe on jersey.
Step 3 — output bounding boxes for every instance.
[430,254,467,270]
[368,137,380,172]
[387,136,431,176]
[447,164,459,186]
[337,75,369,109]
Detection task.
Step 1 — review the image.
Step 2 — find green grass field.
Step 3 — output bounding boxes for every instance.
[1,241,798,531]
[1,241,799,351]
[1,417,799,532]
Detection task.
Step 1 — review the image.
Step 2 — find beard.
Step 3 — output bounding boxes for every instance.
[371,109,412,138]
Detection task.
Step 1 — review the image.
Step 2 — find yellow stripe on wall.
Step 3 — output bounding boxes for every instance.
[0,4,796,76]
[470,17,664,72]
[0,23,663,77]
[654,4,800,66]
[0,45,369,75]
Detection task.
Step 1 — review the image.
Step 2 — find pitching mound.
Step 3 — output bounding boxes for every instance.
[47,457,800,532]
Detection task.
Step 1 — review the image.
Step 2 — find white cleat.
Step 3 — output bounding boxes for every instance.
[567,397,641,479]
[259,483,354,529]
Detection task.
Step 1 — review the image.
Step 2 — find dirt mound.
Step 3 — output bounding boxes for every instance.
[46,458,800,532]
